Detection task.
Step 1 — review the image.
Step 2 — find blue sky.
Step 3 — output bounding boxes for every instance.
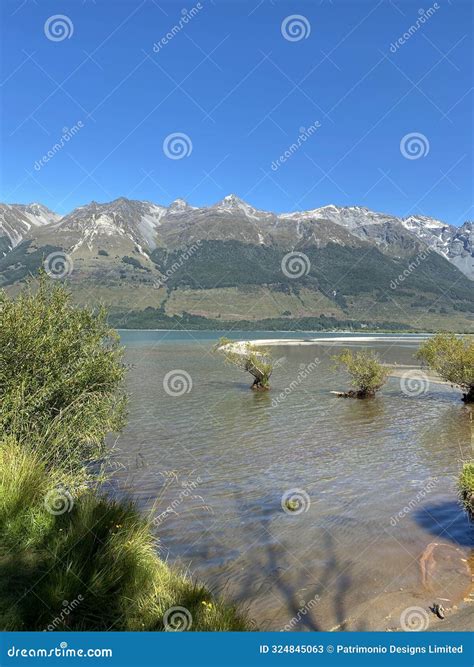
[1,0,472,224]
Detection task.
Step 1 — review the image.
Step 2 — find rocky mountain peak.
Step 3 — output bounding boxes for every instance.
[212,194,272,221]
[168,198,194,213]
[402,214,448,230]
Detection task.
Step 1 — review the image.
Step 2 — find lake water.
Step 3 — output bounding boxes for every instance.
[110,331,473,631]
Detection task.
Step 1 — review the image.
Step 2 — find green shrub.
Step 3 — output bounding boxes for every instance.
[417,333,474,402]
[333,348,389,397]
[0,277,126,478]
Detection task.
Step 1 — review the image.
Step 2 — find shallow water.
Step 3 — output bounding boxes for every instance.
[111,331,473,631]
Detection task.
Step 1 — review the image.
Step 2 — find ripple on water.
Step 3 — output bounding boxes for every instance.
[111,335,473,631]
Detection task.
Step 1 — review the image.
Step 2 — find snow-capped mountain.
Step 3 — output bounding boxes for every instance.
[211,194,273,221]
[42,198,167,255]
[280,204,399,227]
[0,203,60,255]
[0,196,472,280]
[400,216,473,279]
[280,205,418,255]
[167,198,197,215]
[280,205,472,277]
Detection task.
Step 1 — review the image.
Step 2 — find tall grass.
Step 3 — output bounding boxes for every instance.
[0,439,248,630]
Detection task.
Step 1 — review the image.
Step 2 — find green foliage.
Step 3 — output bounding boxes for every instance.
[0,277,126,478]
[333,348,389,396]
[109,308,413,332]
[213,336,233,352]
[417,333,474,401]
[0,241,63,287]
[148,239,473,308]
[458,462,474,518]
[0,439,249,631]
[214,339,273,389]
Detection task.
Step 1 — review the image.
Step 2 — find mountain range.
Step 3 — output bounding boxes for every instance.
[0,196,472,331]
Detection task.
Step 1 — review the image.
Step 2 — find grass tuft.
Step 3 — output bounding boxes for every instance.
[458,462,474,519]
[0,438,249,631]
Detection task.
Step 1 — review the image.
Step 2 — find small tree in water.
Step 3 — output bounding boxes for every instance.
[417,333,474,403]
[332,348,389,398]
[214,337,273,390]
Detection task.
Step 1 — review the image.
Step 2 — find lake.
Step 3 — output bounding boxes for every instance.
[110,331,473,631]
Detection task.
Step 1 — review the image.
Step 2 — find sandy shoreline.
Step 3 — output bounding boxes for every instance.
[236,335,432,346]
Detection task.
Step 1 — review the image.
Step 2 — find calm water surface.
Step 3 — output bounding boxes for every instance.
[111,331,473,631]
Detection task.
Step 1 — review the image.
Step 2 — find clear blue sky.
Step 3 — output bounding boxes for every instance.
[1,0,472,225]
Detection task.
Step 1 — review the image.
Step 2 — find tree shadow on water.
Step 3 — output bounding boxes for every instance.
[413,501,473,548]
[226,490,362,631]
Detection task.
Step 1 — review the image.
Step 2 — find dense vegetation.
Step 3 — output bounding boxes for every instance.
[0,279,248,631]
[332,349,390,398]
[0,240,64,287]
[109,308,413,332]
[417,333,474,402]
[1,239,472,330]
[0,277,126,479]
[150,240,473,304]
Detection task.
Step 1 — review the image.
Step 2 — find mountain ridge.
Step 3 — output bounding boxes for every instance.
[1,195,471,277]
[0,196,472,332]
